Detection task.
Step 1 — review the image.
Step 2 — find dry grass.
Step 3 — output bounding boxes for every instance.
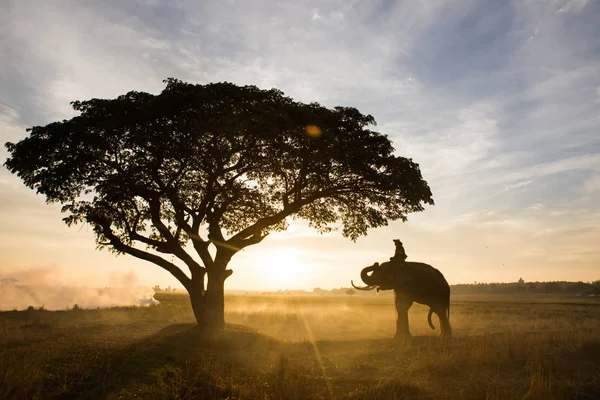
[1,293,599,399]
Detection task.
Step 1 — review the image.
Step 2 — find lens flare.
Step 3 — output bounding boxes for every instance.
[305,125,322,137]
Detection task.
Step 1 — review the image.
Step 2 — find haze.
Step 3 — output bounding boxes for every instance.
[1,0,599,292]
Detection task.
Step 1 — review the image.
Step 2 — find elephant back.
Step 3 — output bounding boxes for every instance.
[394,261,450,304]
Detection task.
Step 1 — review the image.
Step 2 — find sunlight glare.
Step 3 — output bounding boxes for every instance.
[261,248,304,287]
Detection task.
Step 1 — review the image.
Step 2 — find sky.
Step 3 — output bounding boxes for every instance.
[0,0,599,292]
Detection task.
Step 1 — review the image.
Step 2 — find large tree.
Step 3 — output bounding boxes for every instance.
[4,79,433,329]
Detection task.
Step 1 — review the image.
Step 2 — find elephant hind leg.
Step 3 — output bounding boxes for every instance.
[436,308,452,339]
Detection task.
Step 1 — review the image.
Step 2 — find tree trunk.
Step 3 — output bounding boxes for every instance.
[205,272,226,330]
[187,261,230,331]
[189,282,207,325]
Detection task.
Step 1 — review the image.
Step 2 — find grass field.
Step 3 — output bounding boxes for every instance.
[1,292,599,399]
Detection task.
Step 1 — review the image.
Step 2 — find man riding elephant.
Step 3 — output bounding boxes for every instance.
[351,239,452,339]
[390,239,408,263]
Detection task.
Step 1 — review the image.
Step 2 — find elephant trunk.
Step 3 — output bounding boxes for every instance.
[350,263,381,291]
[360,263,379,286]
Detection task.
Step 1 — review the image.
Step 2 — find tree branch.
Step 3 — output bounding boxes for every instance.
[99,221,192,289]
[228,193,322,249]
[145,197,206,275]
[129,230,172,253]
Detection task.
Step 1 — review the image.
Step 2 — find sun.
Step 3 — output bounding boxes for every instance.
[261,248,303,287]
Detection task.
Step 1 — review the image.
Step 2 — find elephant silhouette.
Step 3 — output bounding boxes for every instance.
[352,260,452,340]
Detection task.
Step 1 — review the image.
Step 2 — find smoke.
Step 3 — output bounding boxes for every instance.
[0,267,158,310]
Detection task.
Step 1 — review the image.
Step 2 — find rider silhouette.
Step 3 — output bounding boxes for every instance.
[390,239,408,263]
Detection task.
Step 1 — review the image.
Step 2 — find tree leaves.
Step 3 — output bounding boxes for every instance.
[4,78,434,281]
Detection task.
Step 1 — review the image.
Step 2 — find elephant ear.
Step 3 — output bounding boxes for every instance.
[396,266,414,287]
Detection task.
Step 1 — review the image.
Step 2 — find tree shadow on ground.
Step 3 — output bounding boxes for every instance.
[51,324,445,400]
[53,323,283,400]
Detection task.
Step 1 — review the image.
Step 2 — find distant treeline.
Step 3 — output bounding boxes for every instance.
[153,281,600,297]
[305,280,600,297]
[451,280,600,295]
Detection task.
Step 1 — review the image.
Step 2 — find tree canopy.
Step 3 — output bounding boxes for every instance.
[4,78,433,326]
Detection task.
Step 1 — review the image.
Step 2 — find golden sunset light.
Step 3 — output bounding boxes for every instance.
[258,248,304,287]
[1,1,599,398]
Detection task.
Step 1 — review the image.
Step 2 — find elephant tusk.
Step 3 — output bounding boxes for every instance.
[351,280,377,291]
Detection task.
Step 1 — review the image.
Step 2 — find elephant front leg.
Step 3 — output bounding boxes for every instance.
[394,292,413,340]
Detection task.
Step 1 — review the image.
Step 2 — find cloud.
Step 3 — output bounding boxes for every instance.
[0,104,24,150]
[1,0,599,286]
[504,180,533,192]
[500,154,600,184]
[556,0,589,13]
[583,173,600,193]
[0,1,166,121]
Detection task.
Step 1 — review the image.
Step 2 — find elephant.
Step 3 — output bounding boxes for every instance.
[352,260,452,339]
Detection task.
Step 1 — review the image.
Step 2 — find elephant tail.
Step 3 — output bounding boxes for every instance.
[427,309,435,330]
